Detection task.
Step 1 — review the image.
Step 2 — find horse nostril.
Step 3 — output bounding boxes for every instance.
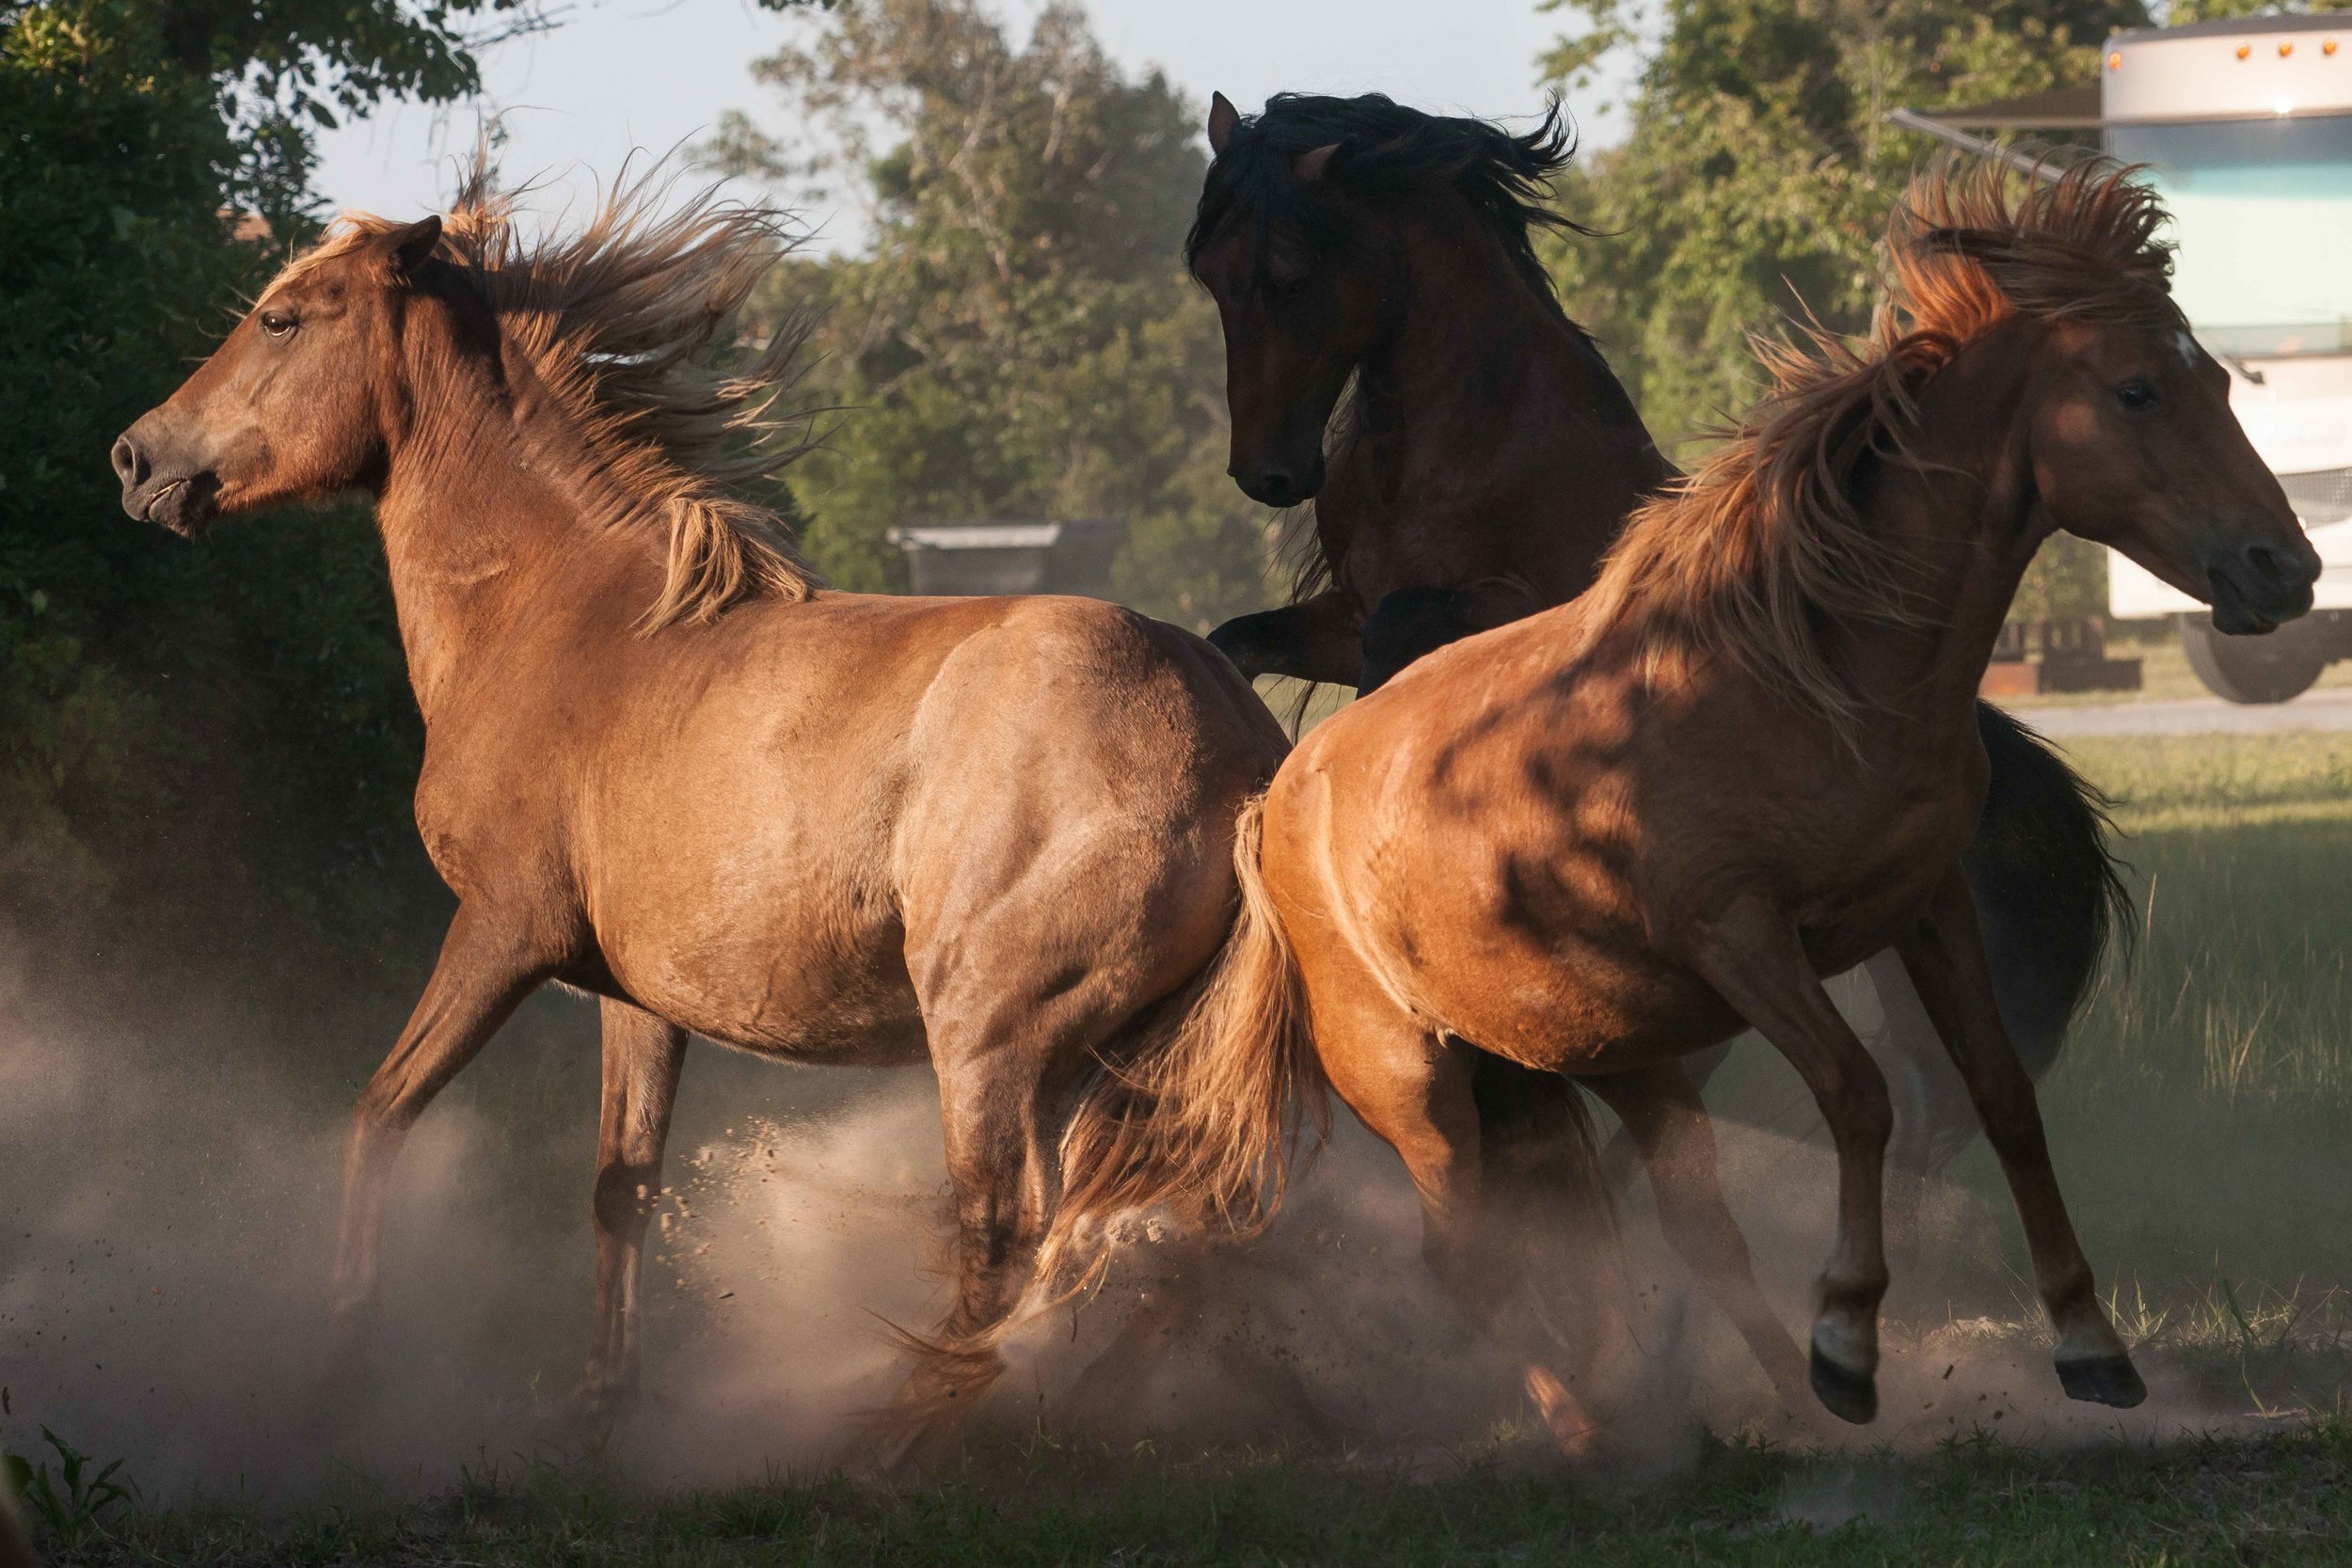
[2244,543,2293,588]
[111,436,147,488]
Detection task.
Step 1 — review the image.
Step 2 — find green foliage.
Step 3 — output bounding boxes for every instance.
[0,0,515,955]
[717,0,1270,628]
[1539,0,2162,617]
[3,1427,135,1541]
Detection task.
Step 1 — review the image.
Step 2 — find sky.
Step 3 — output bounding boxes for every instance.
[310,0,1620,241]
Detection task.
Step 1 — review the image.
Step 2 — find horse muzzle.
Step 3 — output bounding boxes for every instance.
[2204,537,2318,636]
[112,429,222,537]
[1231,451,1327,510]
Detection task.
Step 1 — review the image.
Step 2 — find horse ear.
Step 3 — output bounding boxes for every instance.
[1208,91,1240,156]
[383,214,442,281]
[1293,142,1342,184]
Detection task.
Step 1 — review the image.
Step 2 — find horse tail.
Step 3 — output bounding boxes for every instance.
[1963,701,2135,1080]
[1037,791,1327,1293]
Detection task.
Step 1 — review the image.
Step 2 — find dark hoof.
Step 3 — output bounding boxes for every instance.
[2058,1353,2147,1409]
[1809,1345,1878,1425]
[303,1354,378,1441]
[564,1377,637,1428]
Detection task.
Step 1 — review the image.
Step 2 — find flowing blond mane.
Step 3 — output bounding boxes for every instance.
[275,159,819,629]
[1580,156,2179,724]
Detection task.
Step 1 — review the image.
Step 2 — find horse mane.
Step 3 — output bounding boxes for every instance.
[1581,156,2179,727]
[275,159,818,630]
[1189,92,1591,337]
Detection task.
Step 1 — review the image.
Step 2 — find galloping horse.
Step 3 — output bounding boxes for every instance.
[1187,91,2129,1217]
[1054,161,2319,1428]
[110,167,1287,1433]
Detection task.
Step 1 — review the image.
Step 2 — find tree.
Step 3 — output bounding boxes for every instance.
[0,0,544,942]
[714,0,1268,630]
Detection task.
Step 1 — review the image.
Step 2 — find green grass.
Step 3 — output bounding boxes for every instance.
[2055,734,2352,1105]
[32,1422,2352,1565]
[19,730,2352,1566]
[1930,732,2352,1398]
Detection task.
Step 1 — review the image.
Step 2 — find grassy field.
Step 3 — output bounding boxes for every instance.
[13,728,2352,1565]
[24,1422,2352,1566]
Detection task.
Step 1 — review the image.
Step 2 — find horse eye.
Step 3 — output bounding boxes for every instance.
[259,310,298,341]
[2117,378,2157,410]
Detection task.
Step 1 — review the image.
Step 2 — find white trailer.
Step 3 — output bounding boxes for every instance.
[1905,14,2352,701]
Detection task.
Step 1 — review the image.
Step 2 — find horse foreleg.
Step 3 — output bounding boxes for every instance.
[330,906,545,1375]
[1582,1065,1810,1412]
[1860,950,1973,1286]
[1358,582,1539,692]
[1207,590,1363,686]
[1893,875,2143,1409]
[582,1000,687,1413]
[1688,896,1893,1426]
[1597,1038,1730,1194]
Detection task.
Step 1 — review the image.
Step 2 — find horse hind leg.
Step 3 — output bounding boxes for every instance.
[580,1001,688,1416]
[867,1011,1085,1469]
[1581,1064,1812,1414]
[1310,978,1604,1455]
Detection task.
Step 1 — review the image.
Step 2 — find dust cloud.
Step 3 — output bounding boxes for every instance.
[0,933,2273,1505]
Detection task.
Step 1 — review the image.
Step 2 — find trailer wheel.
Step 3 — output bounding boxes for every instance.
[2180,614,2327,705]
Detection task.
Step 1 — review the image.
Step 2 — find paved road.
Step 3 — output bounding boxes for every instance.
[2005,686,2352,737]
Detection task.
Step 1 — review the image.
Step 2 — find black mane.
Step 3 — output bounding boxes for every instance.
[1186,93,1591,319]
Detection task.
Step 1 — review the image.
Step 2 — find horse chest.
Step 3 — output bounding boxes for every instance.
[1782,779,1979,958]
[410,734,570,902]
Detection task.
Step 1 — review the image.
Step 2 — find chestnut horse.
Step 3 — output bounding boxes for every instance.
[1054,161,2318,1427]
[1188,91,2128,1228]
[110,168,1287,1433]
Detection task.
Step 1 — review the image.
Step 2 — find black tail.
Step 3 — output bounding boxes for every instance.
[1470,1053,1615,1251]
[1963,701,2135,1081]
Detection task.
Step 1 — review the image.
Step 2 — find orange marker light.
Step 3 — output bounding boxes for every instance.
[2238,42,2252,58]
[2108,50,2122,71]
[2281,40,2296,56]
[2328,39,2341,55]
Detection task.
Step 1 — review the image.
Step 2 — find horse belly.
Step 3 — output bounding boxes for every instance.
[1429,936,1744,1076]
[591,864,926,1065]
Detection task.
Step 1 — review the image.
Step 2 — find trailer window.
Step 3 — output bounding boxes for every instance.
[2112,113,2352,353]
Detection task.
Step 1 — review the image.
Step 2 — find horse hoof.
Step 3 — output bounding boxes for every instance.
[1808,1345,1878,1425]
[2057,1353,2147,1409]
[1523,1367,1602,1459]
[568,1379,633,1424]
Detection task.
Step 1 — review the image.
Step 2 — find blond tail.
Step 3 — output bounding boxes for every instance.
[1036,792,1325,1292]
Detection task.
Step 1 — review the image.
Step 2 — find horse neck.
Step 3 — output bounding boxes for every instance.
[1841,323,2055,728]
[1345,204,1668,509]
[372,309,659,723]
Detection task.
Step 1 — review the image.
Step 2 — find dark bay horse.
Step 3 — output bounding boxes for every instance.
[1189,91,2129,1220]
[110,167,1288,1434]
[1056,160,2318,1431]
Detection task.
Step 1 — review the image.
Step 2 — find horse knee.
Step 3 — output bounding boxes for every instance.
[1825,1068,1894,1153]
[592,1161,660,1234]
